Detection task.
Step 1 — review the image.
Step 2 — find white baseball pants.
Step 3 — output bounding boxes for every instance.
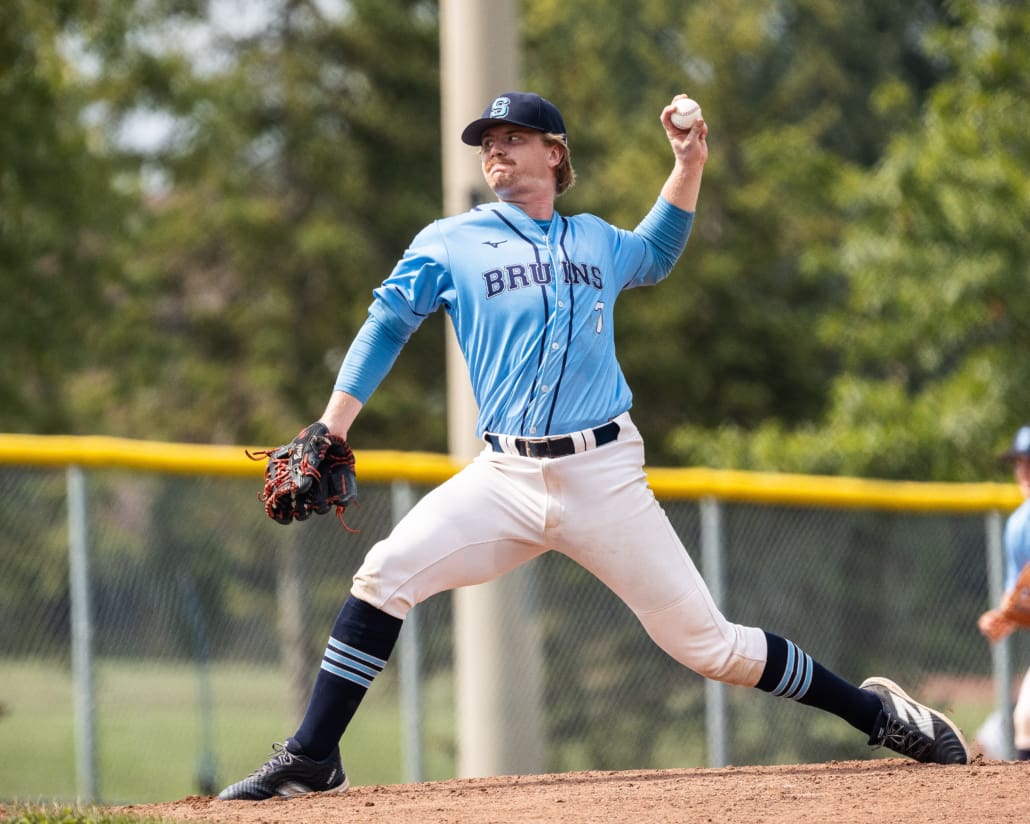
[351,412,768,687]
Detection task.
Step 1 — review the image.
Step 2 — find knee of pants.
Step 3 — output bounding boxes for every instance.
[350,555,415,620]
[640,604,766,687]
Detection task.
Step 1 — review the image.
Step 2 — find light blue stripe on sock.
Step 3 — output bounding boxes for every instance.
[772,642,797,696]
[795,653,814,699]
[321,658,373,688]
[772,641,814,700]
[327,636,388,669]
[323,645,380,679]
[783,644,806,697]
[785,650,812,699]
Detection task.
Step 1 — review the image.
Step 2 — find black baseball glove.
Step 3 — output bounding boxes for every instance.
[248,422,358,527]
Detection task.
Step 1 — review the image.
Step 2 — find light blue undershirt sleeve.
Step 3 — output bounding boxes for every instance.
[333,314,408,403]
[634,197,695,275]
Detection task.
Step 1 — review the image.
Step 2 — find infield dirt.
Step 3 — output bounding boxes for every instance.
[109,756,1028,823]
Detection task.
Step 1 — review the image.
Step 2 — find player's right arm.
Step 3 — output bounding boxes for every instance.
[319,390,364,441]
[321,223,451,440]
[319,310,413,440]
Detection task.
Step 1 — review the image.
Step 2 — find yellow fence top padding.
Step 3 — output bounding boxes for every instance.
[0,433,462,483]
[0,433,1022,513]
[645,466,1021,512]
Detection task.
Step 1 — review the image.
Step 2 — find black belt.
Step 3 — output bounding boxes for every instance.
[485,421,621,458]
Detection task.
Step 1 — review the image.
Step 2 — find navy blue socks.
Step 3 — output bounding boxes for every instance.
[756,632,882,735]
[292,595,403,760]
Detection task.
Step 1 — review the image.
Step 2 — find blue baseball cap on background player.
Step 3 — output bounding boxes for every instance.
[1000,425,1030,461]
[461,92,568,147]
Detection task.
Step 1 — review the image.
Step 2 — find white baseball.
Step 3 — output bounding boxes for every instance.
[671,98,702,131]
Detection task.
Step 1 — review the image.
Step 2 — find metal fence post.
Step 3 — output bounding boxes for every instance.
[701,496,728,767]
[393,481,424,782]
[179,574,218,794]
[67,465,98,802]
[986,509,1015,758]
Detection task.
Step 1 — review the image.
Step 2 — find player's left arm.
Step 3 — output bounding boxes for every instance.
[627,200,695,287]
[619,96,709,288]
[658,95,709,212]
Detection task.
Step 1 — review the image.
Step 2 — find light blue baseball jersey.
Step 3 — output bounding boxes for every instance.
[336,196,694,438]
[1004,498,1030,591]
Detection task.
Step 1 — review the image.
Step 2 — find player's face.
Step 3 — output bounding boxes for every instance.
[479,126,561,200]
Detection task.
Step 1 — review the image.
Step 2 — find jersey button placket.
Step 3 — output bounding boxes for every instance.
[529,241,564,435]
[540,251,567,421]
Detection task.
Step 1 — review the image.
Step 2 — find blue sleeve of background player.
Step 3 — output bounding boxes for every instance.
[1003,501,1030,591]
[626,196,695,287]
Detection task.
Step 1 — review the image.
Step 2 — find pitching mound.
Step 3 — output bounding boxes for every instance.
[115,756,1028,823]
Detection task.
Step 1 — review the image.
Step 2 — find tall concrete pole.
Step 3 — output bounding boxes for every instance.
[440,0,546,778]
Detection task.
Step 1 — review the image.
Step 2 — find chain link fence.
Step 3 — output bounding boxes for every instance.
[1,440,1027,804]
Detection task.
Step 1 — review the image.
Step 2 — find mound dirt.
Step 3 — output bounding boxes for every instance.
[115,756,1029,823]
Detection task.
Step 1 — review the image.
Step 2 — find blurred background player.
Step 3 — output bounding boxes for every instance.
[977,424,1030,759]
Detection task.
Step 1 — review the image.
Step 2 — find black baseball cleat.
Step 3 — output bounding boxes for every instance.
[217,739,349,800]
[861,676,969,765]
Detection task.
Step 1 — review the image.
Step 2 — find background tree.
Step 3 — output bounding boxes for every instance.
[667,0,1030,481]
[2,0,1026,484]
[0,2,132,433]
[66,0,443,446]
[522,0,958,464]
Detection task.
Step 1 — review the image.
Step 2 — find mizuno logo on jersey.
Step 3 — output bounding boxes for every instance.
[482,239,508,248]
[482,260,604,298]
[888,695,936,739]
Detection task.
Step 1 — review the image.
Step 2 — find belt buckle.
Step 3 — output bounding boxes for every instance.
[525,438,550,458]
[517,436,559,458]
[539,436,572,458]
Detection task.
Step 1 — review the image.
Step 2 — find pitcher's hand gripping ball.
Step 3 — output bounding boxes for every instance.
[248,422,357,527]
[671,98,702,131]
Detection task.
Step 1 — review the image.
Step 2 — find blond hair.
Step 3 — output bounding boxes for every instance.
[544,133,577,196]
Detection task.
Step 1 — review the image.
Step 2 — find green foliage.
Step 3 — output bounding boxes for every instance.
[669,0,1030,480]
[526,0,955,461]
[3,0,1028,479]
[822,0,1030,463]
[65,0,444,446]
[0,3,132,434]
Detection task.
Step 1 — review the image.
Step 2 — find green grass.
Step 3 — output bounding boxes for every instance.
[2,658,456,806]
[0,803,170,823]
[2,658,996,808]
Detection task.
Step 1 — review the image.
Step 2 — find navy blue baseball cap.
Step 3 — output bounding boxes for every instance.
[461,92,567,147]
[1001,425,1030,461]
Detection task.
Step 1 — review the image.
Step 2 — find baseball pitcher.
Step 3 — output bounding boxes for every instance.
[219,91,967,801]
